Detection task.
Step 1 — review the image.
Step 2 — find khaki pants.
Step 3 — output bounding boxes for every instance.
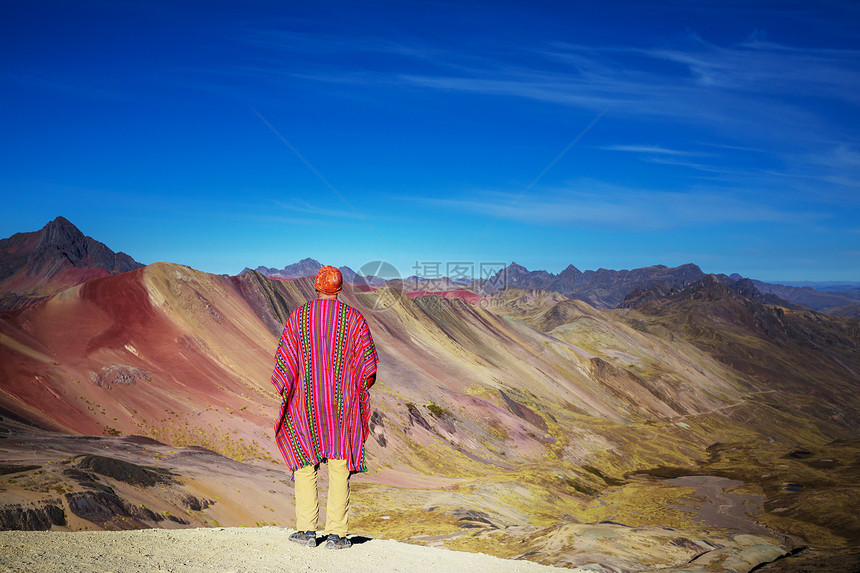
[294,459,350,536]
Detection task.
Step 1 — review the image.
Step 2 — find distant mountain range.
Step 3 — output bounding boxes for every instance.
[752,280,860,317]
[3,218,858,318]
[251,257,860,317]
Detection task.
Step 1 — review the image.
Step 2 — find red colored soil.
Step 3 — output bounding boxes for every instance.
[82,269,156,354]
[0,266,272,439]
[407,289,482,305]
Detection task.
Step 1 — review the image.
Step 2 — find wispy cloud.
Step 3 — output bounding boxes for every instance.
[230,22,859,147]
[600,144,706,156]
[222,20,860,232]
[397,39,853,140]
[646,36,860,103]
[272,199,357,219]
[405,179,823,230]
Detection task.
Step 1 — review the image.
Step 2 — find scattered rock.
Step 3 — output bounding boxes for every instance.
[128,505,162,522]
[75,455,174,487]
[122,435,167,446]
[369,410,385,430]
[0,504,66,531]
[406,403,432,431]
[90,365,150,388]
[452,509,497,529]
[61,468,119,496]
[65,491,129,523]
[0,464,40,476]
[164,513,189,524]
[181,495,214,511]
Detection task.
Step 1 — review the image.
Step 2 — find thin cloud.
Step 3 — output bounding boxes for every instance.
[648,37,860,103]
[407,180,822,229]
[601,144,706,156]
[272,199,358,219]
[645,156,759,176]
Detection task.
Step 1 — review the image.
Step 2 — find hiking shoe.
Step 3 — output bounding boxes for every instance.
[325,534,352,550]
[289,530,317,547]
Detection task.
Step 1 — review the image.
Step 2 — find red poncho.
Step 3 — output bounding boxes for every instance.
[271,298,379,472]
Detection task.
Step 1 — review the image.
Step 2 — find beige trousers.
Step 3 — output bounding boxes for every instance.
[294,459,350,536]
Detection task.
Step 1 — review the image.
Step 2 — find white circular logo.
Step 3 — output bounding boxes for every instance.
[347,260,402,312]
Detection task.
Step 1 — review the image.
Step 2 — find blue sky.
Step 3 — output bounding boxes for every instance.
[2,1,859,282]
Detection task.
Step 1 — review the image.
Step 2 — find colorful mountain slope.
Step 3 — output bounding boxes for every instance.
[2,220,860,569]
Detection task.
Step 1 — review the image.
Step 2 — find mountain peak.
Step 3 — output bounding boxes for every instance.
[254,258,323,279]
[46,215,78,231]
[0,217,143,308]
[31,217,141,274]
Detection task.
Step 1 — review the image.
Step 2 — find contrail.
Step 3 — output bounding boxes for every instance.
[252,108,392,249]
[470,109,606,246]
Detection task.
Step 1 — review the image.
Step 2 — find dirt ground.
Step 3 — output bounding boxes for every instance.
[0,526,571,573]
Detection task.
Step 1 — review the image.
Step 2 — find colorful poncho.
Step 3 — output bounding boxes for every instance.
[271,298,379,473]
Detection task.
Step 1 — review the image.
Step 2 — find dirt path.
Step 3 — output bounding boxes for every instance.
[0,527,572,573]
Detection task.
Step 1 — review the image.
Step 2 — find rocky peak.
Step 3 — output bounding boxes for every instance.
[1,217,142,281]
[0,217,144,309]
[557,264,584,287]
[252,258,322,279]
[27,217,142,276]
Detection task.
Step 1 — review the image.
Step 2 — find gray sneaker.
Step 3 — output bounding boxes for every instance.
[325,534,352,549]
[289,530,317,547]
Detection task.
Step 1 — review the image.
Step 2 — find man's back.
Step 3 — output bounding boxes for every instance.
[272,298,378,472]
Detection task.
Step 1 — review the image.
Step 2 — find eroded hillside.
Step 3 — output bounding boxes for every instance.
[2,265,859,570]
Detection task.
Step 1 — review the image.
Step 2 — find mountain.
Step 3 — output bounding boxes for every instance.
[247,257,860,320]
[482,261,706,308]
[621,275,806,311]
[252,258,857,317]
[250,257,322,279]
[620,274,860,406]
[2,220,859,569]
[0,217,142,310]
[752,280,860,318]
[249,258,360,285]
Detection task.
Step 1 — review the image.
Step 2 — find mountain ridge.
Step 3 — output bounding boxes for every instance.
[0,217,142,310]
[4,217,856,316]
[251,255,859,316]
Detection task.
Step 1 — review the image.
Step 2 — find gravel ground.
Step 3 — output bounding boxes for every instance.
[0,527,571,573]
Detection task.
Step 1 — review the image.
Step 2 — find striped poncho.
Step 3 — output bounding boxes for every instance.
[271,298,379,473]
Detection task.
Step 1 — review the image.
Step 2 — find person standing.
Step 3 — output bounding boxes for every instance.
[271,265,379,549]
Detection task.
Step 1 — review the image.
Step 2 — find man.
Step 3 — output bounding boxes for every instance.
[271,265,379,549]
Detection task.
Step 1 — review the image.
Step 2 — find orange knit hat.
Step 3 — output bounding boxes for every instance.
[314,265,343,294]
